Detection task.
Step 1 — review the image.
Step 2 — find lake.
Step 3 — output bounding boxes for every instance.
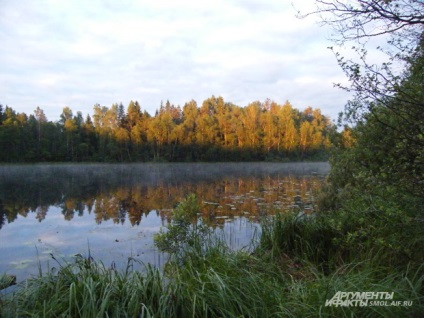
[0,162,329,283]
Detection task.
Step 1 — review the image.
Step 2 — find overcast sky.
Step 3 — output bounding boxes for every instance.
[0,0,352,122]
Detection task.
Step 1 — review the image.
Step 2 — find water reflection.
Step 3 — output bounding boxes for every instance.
[0,162,329,228]
[0,162,329,281]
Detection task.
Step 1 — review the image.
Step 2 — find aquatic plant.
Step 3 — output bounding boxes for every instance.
[154,194,211,255]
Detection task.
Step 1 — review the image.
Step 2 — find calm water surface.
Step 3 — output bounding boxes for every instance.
[0,162,329,282]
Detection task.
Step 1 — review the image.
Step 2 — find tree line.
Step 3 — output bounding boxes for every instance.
[0,96,336,162]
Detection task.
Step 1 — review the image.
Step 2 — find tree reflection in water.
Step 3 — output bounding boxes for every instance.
[0,163,329,228]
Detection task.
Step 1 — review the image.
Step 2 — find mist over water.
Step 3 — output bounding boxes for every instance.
[0,162,329,282]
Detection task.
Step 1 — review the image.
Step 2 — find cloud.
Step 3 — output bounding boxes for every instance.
[0,0,351,122]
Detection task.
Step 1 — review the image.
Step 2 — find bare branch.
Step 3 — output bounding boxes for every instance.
[300,0,424,44]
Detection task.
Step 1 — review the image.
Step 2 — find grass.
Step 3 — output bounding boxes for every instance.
[1,256,173,317]
[256,211,424,317]
[1,194,423,317]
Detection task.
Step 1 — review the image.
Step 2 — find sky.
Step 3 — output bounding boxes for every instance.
[0,0,352,122]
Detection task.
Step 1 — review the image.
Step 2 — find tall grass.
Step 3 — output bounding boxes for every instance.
[1,255,176,317]
[256,197,424,317]
[1,242,288,317]
[258,213,340,273]
[1,194,423,317]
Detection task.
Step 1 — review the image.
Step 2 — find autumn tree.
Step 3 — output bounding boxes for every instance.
[93,104,120,160]
[181,100,198,145]
[243,101,262,152]
[147,102,176,160]
[180,100,199,160]
[279,102,299,154]
[125,101,146,157]
[196,98,219,158]
[261,99,279,153]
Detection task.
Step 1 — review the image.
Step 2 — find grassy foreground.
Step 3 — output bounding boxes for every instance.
[1,195,423,317]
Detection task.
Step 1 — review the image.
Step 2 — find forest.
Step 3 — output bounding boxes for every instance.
[0,97,337,162]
